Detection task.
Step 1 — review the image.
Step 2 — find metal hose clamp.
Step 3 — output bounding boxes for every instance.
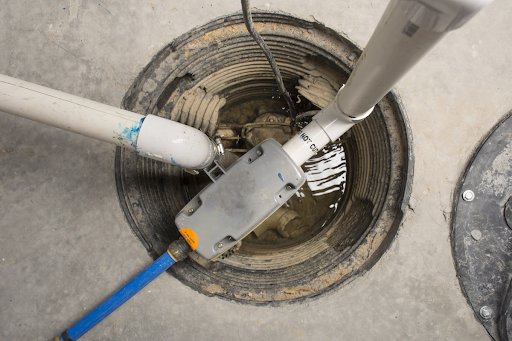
[167,237,192,262]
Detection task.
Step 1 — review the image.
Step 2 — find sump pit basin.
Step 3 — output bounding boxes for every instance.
[115,11,413,305]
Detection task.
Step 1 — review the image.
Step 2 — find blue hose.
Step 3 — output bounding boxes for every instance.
[59,251,175,341]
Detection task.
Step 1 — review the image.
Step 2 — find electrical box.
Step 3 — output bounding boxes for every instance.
[175,138,306,260]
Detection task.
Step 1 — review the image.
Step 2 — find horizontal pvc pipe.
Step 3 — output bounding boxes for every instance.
[0,74,216,169]
[60,251,176,341]
[0,74,145,149]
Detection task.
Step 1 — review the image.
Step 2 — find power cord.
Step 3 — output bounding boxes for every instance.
[241,0,297,119]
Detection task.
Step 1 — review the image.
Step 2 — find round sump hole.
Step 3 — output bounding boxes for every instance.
[115,11,413,305]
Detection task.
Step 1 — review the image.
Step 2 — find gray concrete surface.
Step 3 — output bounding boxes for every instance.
[1,0,511,340]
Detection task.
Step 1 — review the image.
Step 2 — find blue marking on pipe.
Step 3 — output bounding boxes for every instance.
[114,117,145,148]
[278,173,284,182]
[63,251,175,340]
[170,157,184,168]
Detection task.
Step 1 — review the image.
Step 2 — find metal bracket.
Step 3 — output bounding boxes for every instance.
[203,159,227,183]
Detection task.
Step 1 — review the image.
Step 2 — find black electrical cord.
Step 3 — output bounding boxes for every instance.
[500,277,512,341]
[241,0,297,119]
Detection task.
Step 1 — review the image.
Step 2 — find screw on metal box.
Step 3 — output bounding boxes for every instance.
[480,306,492,320]
[462,190,475,201]
[217,243,223,249]
[188,208,194,213]
[256,150,262,156]
[471,230,482,241]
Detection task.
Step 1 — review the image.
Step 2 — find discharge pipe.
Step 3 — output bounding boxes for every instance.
[283,0,494,166]
[0,74,217,170]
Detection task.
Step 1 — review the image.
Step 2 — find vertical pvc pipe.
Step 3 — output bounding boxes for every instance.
[336,0,494,119]
[59,252,175,341]
[334,0,447,118]
[283,0,493,166]
[282,120,330,167]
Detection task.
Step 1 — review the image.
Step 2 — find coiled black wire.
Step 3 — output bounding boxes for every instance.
[241,0,297,119]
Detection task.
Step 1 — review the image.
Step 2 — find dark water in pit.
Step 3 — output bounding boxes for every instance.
[246,142,347,244]
[184,94,347,245]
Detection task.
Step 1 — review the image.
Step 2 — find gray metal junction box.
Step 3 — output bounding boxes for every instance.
[175,138,306,260]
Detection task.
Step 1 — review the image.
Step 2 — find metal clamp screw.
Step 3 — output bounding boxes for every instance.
[480,306,492,320]
[462,190,475,202]
[188,208,194,213]
[217,242,224,249]
[214,137,225,156]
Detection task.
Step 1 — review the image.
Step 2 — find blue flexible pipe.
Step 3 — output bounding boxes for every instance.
[59,251,175,341]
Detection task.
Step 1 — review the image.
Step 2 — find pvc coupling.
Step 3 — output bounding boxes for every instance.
[282,90,373,167]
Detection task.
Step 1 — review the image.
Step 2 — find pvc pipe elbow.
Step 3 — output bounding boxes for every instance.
[136,115,216,169]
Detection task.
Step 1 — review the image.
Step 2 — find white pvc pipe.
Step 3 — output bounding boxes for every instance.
[0,74,144,149]
[338,0,493,119]
[282,120,331,167]
[283,0,493,167]
[136,115,215,169]
[1,0,493,170]
[0,74,215,169]
[335,0,448,119]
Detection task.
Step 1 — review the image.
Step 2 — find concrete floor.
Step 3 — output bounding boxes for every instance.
[1,0,511,340]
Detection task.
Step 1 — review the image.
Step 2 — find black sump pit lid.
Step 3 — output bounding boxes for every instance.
[452,110,512,340]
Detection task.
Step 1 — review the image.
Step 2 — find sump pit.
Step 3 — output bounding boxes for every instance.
[115,11,413,305]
